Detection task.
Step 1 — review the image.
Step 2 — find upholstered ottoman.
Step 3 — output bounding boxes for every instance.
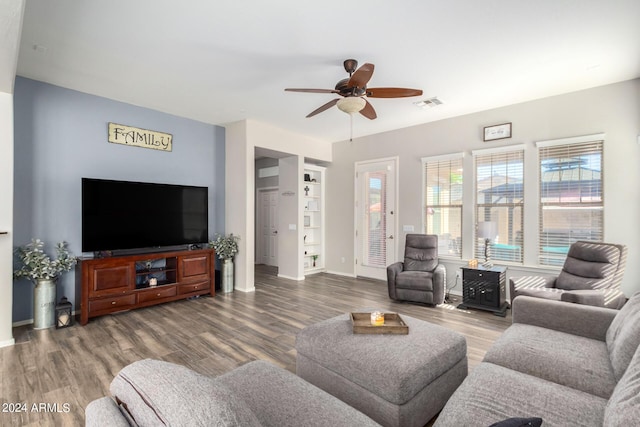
[295,313,467,427]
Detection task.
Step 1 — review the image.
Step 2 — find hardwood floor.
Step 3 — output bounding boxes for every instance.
[0,266,510,426]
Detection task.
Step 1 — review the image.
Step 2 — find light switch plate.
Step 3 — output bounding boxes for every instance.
[289,224,296,230]
[403,225,415,232]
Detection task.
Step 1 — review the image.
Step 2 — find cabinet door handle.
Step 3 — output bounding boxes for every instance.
[111,301,117,305]
[157,293,161,297]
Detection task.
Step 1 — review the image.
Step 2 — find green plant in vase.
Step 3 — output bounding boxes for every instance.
[14,239,78,329]
[209,234,240,293]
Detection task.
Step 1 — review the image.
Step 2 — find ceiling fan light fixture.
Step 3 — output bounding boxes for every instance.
[336,97,366,114]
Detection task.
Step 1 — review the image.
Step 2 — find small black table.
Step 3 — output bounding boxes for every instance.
[457,265,508,317]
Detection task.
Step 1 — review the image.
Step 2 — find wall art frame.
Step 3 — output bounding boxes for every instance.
[483,122,512,142]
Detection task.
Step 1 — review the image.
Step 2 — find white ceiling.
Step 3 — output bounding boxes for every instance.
[12,0,640,143]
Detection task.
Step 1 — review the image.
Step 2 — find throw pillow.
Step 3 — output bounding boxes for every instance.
[110,359,261,427]
[489,417,543,427]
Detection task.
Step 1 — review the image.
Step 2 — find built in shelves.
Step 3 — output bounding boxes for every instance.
[303,164,325,275]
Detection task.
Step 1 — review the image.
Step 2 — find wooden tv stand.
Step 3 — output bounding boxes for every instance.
[77,248,215,325]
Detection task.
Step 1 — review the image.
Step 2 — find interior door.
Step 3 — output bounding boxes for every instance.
[258,189,278,266]
[355,158,398,280]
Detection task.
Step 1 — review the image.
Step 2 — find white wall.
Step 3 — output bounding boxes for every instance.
[225,119,332,291]
[0,0,23,347]
[326,79,640,297]
[0,92,15,347]
[277,156,304,280]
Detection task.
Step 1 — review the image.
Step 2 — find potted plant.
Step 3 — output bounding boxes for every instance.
[209,234,240,293]
[14,239,78,329]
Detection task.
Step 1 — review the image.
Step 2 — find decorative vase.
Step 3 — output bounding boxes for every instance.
[33,279,56,329]
[221,258,234,293]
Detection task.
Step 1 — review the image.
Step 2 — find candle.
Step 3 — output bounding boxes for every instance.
[370,311,384,326]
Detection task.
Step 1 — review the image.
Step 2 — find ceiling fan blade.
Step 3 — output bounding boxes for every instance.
[306,98,340,118]
[347,63,374,89]
[285,88,340,94]
[360,99,377,120]
[366,87,423,98]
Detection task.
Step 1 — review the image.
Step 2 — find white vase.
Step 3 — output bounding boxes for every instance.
[33,279,56,329]
[221,258,234,293]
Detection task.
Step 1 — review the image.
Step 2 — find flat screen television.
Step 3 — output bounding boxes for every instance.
[82,178,208,253]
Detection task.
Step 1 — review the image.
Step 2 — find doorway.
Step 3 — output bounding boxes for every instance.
[257,188,279,267]
[355,157,398,280]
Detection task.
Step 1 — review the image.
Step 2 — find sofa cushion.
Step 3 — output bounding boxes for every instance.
[604,345,640,426]
[433,362,607,427]
[218,360,381,427]
[606,292,640,380]
[395,271,434,290]
[483,323,616,398]
[110,359,261,427]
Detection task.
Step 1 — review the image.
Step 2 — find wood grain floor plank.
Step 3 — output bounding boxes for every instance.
[0,266,510,426]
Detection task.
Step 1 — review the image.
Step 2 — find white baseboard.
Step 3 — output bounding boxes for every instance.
[277,274,305,281]
[12,309,80,328]
[12,318,32,327]
[325,270,357,278]
[0,337,15,347]
[233,287,256,293]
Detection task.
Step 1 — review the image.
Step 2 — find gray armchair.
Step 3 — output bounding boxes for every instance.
[387,234,446,305]
[510,241,627,309]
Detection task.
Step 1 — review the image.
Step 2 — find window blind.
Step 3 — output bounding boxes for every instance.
[364,171,387,267]
[423,154,463,258]
[538,140,603,266]
[474,149,524,263]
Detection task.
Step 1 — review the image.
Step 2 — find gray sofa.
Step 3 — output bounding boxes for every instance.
[86,359,381,426]
[434,293,640,426]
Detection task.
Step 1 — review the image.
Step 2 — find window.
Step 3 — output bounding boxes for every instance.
[422,153,464,258]
[474,147,525,263]
[537,137,603,266]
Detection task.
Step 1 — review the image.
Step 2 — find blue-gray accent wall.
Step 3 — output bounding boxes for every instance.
[13,77,225,322]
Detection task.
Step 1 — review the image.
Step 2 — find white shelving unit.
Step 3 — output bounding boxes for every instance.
[302,164,325,275]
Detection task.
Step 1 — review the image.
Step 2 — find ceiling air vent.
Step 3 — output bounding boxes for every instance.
[414,97,443,109]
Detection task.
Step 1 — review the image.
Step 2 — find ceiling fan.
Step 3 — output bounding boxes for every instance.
[285,59,423,120]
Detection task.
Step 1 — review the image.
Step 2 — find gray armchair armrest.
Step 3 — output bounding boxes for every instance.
[512,295,617,341]
[85,397,131,427]
[432,263,446,303]
[387,262,403,300]
[560,289,605,307]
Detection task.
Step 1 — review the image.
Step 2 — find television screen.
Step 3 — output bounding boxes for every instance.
[82,178,208,252]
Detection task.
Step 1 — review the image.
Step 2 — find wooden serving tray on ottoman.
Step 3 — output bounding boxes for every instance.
[350,312,409,335]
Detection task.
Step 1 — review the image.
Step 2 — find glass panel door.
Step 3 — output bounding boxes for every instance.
[356,158,397,280]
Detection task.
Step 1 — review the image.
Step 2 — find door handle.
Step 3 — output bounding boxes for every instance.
[273,230,278,234]
[388,235,394,239]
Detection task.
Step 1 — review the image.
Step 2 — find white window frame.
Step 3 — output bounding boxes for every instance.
[472,145,526,265]
[421,152,465,259]
[536,133,605,267]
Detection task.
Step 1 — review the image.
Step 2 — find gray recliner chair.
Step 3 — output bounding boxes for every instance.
[510,240,627,309]
[387,234,446,305]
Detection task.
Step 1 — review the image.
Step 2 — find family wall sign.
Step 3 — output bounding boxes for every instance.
[108,122,173,152]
